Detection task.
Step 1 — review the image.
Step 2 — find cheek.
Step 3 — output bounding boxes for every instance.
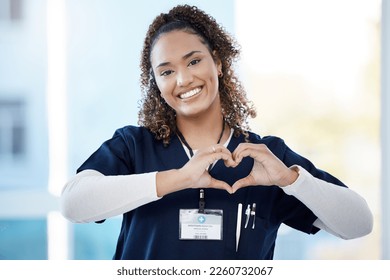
[209,71,220,91]
[155,79,167,97]
[155,80,174,105]
[205,65,219,85]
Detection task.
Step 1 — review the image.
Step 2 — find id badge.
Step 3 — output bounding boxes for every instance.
[179,209,223,240]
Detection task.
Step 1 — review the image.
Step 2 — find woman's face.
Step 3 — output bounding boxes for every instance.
[150,30,222,119]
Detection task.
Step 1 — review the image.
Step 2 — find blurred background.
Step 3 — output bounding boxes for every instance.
[0,0,386,259]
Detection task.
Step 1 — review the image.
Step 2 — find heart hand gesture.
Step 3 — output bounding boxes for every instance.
[156,143,299,197]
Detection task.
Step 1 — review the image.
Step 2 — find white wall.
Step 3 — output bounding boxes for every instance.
[381,0,390,260]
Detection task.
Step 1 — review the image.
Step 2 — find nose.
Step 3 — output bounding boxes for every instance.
[177,68,193,87]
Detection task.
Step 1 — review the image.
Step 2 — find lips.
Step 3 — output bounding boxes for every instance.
[179,87,202,99]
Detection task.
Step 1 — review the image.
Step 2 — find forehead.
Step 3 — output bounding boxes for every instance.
[150,30,211,65]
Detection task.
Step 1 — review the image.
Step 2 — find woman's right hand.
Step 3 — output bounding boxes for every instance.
[156,144,235,197]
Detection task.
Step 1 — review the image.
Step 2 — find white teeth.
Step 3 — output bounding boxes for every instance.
[180,87,201,99]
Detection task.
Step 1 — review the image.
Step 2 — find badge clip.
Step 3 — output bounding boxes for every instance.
[199,189,205,213]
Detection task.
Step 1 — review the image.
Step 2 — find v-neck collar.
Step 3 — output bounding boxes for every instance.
[158,129,244,172]
[179,128,235,160]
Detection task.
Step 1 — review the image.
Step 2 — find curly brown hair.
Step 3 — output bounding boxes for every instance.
[138,4,256,145]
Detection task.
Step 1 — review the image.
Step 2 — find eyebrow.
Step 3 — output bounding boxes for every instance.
[156,50,202,68]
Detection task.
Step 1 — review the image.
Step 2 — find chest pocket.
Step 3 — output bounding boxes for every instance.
[237,217,280,259]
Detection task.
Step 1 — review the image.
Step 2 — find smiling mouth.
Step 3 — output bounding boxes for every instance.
[179,87,202,99]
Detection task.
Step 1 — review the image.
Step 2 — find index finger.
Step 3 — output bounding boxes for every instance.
[207,144,236,167]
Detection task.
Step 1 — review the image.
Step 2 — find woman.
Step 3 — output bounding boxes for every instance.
[61,5,373,260]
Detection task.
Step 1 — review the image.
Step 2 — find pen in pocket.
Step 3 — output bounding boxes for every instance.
[236,203,242,252]
[244,204,251,228]
[251,203,256,229]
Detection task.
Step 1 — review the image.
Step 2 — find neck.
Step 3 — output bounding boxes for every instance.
[176,112,226,150]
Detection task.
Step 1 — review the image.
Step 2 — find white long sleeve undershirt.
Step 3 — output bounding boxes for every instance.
[60,170,160,223]
[282,166,373,239]
[60,165,373,239]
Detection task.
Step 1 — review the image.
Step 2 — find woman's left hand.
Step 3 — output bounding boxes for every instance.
[231,143,299,193]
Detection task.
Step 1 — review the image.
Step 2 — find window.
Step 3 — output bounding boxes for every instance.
[0,0,23,22]
[0,99,26,161]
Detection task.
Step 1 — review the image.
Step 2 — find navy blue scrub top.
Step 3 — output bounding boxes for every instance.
[77,125,346,260]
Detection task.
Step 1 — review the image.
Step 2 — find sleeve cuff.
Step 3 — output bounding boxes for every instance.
[279,165,310,196]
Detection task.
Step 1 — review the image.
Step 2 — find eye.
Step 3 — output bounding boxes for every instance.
[188,59,201,67]
[160,69,173,76]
